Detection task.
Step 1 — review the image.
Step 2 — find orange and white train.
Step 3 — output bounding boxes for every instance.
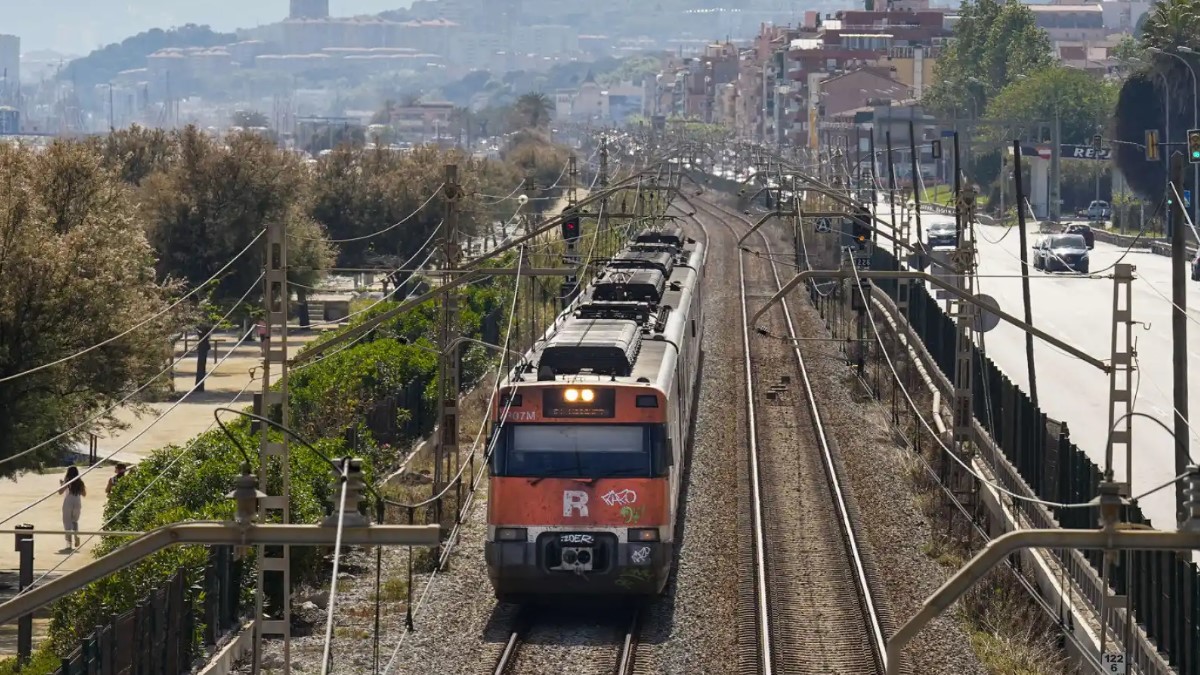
[485,227,706,600]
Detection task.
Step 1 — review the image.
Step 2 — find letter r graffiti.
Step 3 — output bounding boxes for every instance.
[563,490,589,517]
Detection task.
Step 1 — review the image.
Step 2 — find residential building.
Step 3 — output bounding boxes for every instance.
[290,0,330,20]
[0,35,18,106]
[385,101,456,141]
[819,66,912,118]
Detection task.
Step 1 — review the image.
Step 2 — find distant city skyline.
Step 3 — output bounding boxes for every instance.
[9,1,414,54]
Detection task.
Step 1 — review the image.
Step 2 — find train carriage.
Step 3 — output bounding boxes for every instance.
[485,228,705,600]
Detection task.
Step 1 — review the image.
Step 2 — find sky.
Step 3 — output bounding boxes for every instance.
[2,0,413,54]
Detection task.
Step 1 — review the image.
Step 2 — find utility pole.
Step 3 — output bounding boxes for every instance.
[562,155,582,309]
[951,182,978,517]
[1012,141,1039,415]
[868,130,877,243]
[1170,153,1191,522]
[1050,115,1061,222]
[953,131,962,247]
[1104,263,1136,493]
[599,137,610,260]
[436,165,462,496]
[908,121,922,244]
[253,209,291,674]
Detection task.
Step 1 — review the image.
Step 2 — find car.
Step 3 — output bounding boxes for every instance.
[1033,234,1090,273]
[926,223,956,249]
[1086,200,1111,222]
[1063,223,1095,249]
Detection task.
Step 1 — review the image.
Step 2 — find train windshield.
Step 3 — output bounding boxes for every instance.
[492,424,668,478]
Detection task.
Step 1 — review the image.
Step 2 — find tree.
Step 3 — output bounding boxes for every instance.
[0,141,176,475]
[93,124,176,186]
[923,0,1052,117]
[514,92,554,130]
[309,144,480,270]
[1113,0,1200,198]
[983,66,1118,144]
[142,127,331,385]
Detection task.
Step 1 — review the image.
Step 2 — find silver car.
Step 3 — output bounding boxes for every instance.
[1033,234,1090,273]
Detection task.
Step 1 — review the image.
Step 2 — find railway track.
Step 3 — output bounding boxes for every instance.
[491,607,642,675]
[681,190,888,674]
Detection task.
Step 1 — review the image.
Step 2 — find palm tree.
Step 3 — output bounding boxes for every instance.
[514,92,553,130]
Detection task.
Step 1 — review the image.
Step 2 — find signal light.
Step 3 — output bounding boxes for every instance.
[561,210,581,242]
[1189,129,1200,163]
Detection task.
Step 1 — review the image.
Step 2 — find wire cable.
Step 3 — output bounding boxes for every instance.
[0,272,266,467]
[17,369,259,592]
[296,187,444,244]
[0,230,265,384]
[0,324,257,527]
[847,259,1093,509]
[381,246,526,674]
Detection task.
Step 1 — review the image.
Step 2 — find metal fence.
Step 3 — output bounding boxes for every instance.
[52,546,244,675]
[867,246,1199,674]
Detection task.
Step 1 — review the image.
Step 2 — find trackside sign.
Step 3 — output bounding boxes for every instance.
[1060,144,1112,161]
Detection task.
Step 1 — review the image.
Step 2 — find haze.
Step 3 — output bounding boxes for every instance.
[4,0,414,54]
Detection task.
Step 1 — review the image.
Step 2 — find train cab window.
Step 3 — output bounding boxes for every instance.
[650,424,672,473]
[494,424,662,479]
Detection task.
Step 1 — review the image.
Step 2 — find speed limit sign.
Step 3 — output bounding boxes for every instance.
[1102,652,1126,674]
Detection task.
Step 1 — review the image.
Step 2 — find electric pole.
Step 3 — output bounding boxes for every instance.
[436,165,462,495]
[253,212,291,674]
[1012,141,1039,416]
[1171,153,1191,523]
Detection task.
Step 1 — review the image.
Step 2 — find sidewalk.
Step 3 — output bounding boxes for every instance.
[0,328,324,655]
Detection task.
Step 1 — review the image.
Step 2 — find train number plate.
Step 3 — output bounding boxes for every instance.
[558,533,594,545]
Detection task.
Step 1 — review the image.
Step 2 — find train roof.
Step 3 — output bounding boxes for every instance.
[504,234,703,392]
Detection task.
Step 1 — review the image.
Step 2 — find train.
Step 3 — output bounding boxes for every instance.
[484,226,706,601]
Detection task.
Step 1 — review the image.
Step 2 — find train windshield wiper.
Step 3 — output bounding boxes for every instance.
[528,465,587,485]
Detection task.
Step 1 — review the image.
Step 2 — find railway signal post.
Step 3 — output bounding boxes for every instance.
[949,183,979,532]
[254,211,292,674]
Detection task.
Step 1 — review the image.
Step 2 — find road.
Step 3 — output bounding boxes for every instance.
[880,206,1200,533]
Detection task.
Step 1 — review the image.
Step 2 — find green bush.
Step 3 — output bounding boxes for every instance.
[37,272,516,667]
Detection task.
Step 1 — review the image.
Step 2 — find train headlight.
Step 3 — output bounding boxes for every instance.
[580,388,595,402]
[495,527,527,542]
[628,528,659,542]
[564,388,580,402]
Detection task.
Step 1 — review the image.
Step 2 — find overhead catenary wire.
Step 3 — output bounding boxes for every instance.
[0,229,266,385]
[0,272,267,468]
[380,245,527,675]
[846,258,1095,510]
[0,324,258,528]
[295,186,445,244]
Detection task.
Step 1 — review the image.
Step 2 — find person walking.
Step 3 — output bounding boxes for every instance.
[58,466,85,553]
[106,463,127,495]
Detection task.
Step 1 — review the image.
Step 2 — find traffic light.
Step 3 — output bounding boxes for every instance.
[1189,129,1200,163]
[561,210,581,242]
[930,139,942,160]
[851,205,872,250]
[1092,134,1103,151]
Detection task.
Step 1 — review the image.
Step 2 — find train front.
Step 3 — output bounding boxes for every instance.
[485,382,673,601]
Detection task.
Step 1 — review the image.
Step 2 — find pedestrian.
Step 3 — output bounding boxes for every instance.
[106,463,127,495]
[58,466,86,553]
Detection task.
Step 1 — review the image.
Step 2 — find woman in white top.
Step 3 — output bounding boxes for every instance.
[58,466,86,553]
